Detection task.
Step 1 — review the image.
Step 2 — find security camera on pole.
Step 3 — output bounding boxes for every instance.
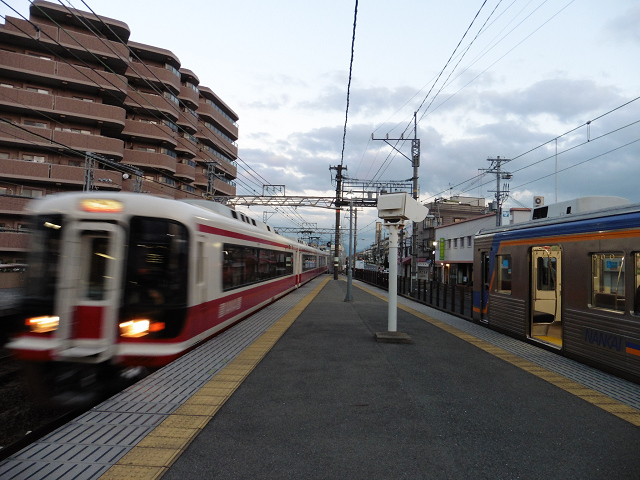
[375,192,429,343]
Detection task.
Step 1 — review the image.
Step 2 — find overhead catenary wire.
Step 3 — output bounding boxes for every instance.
[62,0,302,217]
[339,0,358,168]
[37,0,266,198]
[3,1,287,208]
[365,0,574,187]
[423,96,640,204]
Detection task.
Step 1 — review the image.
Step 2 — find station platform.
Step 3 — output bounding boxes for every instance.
[1,275,639,479]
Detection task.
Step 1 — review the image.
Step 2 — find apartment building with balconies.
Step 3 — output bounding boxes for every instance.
[0,0,239,262]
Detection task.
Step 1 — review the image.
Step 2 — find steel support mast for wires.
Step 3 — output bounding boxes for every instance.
[482,156,512,226]
[330,165,346,280]
[372,112,420,294]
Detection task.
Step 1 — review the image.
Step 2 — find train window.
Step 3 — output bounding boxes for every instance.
[83,235,110,300]
[223,243,293,291]
[196,241,204,284]
[591,253,625,312]
[536,256,556,291]
[124,217,189,307]
[495,254,512,294]
[302,254,317,271]
[24,214,63,304]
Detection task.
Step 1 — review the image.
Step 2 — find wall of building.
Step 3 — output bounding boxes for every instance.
[0,0,240,260]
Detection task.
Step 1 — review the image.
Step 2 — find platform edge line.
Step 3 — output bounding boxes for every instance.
[353,282,640,427]
[97,276,331,480]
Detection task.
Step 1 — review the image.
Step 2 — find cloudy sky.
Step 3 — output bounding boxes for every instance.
[3,0,640,248]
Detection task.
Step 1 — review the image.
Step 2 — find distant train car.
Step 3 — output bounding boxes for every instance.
[472,197,640,384]
[8,192,328,397]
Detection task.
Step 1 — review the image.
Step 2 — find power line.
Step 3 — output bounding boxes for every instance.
[510,137,640,191]
[339,0,358,167]
[3,1,250,200]
[365,0,575,183]
[423,97,640,204]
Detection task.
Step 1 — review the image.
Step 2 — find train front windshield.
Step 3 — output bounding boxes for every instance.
[24,215,63,308]
[122,217,189,337]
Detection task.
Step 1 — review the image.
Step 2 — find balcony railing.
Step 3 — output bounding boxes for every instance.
[123,149,177,173]
[122,119,177,147]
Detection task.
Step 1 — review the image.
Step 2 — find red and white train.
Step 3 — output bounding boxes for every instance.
[8,192,328,395]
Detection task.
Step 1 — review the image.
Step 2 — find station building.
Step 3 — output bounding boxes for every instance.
[0,0,239,263]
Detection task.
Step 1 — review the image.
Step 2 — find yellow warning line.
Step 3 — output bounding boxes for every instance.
[354,282,640,428]
[99,276,331,480]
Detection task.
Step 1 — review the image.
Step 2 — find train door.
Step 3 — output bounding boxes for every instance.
[530,246,562,348]
[480,252,490,323]
[55,222,125,363]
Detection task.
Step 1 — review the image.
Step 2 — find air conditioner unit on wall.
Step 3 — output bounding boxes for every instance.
[534,196,544,207]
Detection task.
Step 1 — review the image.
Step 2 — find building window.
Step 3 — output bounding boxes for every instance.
[467,236,472,247]
[23,154,46,163]
[164,120,178,132]
[447,239,451,249]
[27,52,52,60]
[26,86,50,94]
[138,147,157,153]
[23,120,47,128]
[453,238,457,248]
[0,152,9,159]
[20,187,43,198]
[165,64,180,76]
[184,82,199,93]
[73,96,94,102]
[164,91,179,104]
[0,83,14,88]
[55,127,91,135]
[160,147,177,158]
[181,184,195,193]
[159,176,176,186]
[591,253,625,312]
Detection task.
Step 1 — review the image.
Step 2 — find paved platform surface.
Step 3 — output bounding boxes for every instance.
[1,276,639,479]
[163,278,640,480]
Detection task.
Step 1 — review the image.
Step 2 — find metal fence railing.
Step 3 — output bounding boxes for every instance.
[353,269,473,320]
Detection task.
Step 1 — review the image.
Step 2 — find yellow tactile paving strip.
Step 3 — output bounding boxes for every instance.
[356,282,640,428]
[99,276,331,480]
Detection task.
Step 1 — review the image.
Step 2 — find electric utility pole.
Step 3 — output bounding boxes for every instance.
[330,165,346,280]
[482,156,512,226]
[372,112,420,293]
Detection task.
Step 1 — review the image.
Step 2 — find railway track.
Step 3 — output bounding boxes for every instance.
[0,348,147,462]
[0,350,77,461]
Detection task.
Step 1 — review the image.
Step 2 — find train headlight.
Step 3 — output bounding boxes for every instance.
[119,319,150,338]
[26,316,59,333]
[119,319,165,338]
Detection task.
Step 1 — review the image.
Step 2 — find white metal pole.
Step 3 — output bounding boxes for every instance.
[387,223,400,332]
[345,198,354,301]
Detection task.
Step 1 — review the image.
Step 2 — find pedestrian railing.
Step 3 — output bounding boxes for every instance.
[353,269,473,320]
